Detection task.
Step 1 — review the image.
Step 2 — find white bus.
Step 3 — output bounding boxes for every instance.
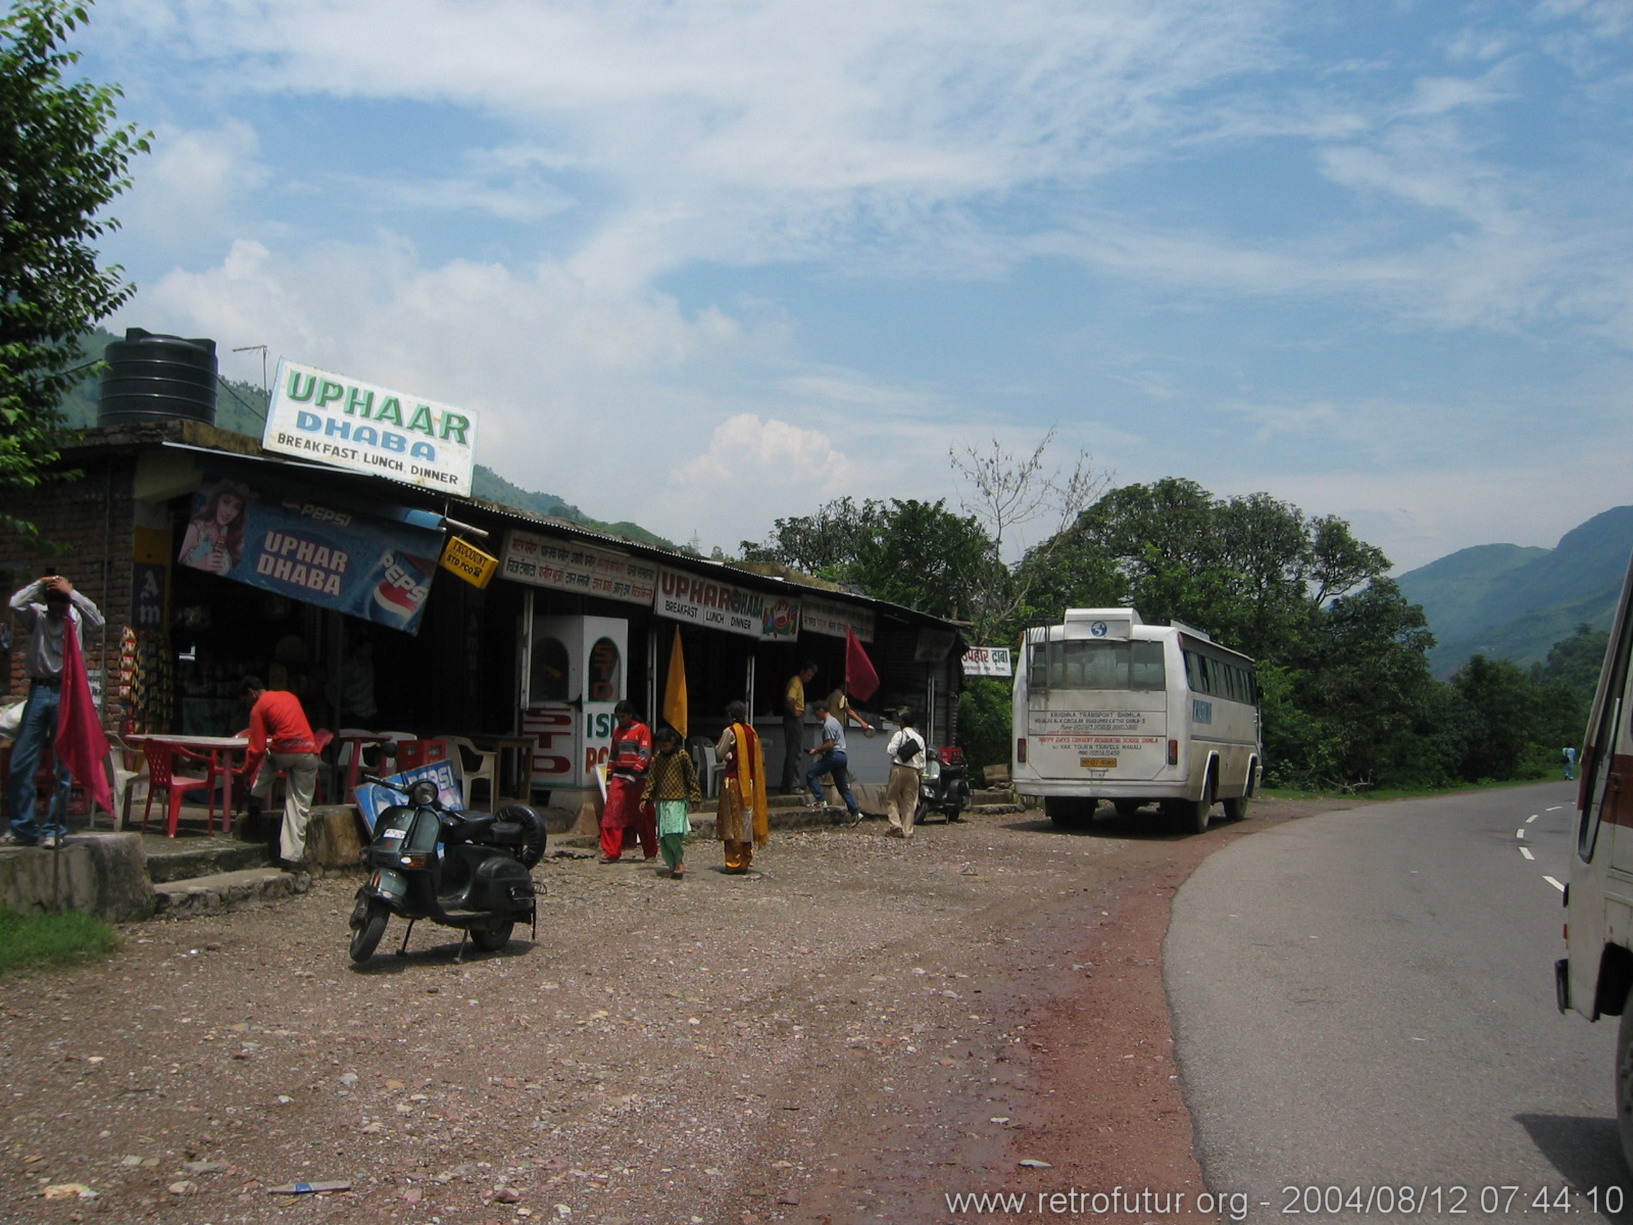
[1556,554,1633,1168]
[1011,608,1262,834]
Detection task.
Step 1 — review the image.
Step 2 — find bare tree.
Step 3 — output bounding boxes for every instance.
[949,429,1110,639]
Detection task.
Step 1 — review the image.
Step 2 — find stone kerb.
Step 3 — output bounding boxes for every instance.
[0,836,157,923]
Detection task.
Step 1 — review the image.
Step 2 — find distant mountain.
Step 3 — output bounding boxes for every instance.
[1398,507,1633,674]
[56,328,674,549]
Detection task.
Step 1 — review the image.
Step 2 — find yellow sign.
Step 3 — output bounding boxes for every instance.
[439,536,498,589]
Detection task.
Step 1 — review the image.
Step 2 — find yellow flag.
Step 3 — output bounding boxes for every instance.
[662,626,688,739]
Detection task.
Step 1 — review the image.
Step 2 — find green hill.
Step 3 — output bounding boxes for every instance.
[1398,507,1633,674]
[57,328,673,548]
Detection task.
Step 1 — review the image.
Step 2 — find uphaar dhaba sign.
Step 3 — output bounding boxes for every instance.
[263,359,477,497]
[655,567,800,641]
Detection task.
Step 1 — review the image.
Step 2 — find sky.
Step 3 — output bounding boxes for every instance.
[63,0,1633,574]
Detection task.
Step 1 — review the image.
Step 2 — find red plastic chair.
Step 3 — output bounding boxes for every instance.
[392,737,447,772]
[139,741,218,838]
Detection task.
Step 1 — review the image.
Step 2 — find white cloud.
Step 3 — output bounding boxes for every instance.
[115,121,267,259]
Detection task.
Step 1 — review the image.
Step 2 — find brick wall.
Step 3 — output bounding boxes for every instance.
[0,456,139,725]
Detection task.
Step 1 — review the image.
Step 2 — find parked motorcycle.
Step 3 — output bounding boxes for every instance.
[918,744,972,824]
[348,773,547,963]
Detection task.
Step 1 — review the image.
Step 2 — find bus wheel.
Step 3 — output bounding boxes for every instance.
[1188,783,1215,835]
[1046,797,1096,825]
[1618,988,1633,1172]
[1222,795,1249,821]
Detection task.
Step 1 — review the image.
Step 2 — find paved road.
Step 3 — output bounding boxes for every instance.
[1168,782,1630,1224]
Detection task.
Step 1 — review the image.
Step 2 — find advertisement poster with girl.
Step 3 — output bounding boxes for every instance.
[177,475,440,634]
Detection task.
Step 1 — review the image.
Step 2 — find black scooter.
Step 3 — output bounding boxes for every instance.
[918,744,972,824]
[348,774,547,963]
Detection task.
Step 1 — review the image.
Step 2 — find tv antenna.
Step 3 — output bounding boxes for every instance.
[232,344,269,396]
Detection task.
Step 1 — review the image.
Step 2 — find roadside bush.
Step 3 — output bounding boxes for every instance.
[956,677,1012,780]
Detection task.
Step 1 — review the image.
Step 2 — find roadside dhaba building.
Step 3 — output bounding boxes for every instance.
[0,331,969,824]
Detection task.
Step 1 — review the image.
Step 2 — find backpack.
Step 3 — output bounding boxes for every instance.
[896,734,922,763]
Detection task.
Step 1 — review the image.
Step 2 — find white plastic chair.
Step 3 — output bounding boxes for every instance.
[440,736,498,808]
[103,735,149,831]
[689,737,725,799]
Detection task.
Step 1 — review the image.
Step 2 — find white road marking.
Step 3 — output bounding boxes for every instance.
[1516,828,1527,840]
[1545,876,1565,892]
[1546,805,1566,812]
[1526,813,1539,823]
[1520,847,1535,860]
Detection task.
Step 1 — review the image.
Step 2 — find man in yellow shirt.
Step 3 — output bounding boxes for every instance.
[782,662,817,794]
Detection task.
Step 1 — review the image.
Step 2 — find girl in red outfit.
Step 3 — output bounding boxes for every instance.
[599,701,655,862]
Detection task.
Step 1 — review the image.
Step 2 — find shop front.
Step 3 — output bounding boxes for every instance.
[3,416,968,823]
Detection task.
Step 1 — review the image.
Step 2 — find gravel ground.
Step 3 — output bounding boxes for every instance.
[0,795,1348,1224]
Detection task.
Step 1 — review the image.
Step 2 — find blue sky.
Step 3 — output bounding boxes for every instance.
[70,0,1633,573]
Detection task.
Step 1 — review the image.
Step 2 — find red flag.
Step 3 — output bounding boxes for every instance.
[56,617,113,819]
[845,628,880,703]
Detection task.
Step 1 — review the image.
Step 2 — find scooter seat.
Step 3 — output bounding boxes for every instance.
[445,811,500,838]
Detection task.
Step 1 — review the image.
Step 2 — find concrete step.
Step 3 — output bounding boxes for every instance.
[153,866,313,917]
[144,837,275,884]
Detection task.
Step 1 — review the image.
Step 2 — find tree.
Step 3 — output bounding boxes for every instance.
[1450,655,1537,782]
[1531,624,1610,706]
[741,496,989,622]
[739,497,885,579]
[949,430,1108,640]
[1027,479,1389,664]
[0,0,148,539]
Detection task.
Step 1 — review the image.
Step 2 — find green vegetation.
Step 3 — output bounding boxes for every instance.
[0,907,121,973]
[0,0,149,544]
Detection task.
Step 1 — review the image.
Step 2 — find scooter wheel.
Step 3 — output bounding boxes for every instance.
[348,899,390,963]
[471,920,514,952]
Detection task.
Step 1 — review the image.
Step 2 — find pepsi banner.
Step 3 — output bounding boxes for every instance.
[179,475,442,634]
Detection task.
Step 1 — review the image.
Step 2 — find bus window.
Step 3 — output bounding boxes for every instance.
[1130,641,1165,690]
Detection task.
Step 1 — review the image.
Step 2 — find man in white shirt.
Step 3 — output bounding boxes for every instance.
[883,712,927,839]
[6,575,105,847]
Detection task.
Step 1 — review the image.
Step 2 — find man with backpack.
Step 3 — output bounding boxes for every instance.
[883,711,927,839]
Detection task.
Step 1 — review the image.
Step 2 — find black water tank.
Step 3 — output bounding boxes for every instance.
[98,328,218,426]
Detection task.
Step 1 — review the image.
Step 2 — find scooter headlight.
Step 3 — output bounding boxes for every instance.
[409,779,440,808]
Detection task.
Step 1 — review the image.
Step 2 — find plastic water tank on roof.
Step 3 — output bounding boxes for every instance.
[98,328,218,426]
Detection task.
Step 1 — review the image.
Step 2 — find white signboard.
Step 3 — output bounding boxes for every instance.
[800,594,875,642]
[655,567,801,641]
[263,359,477,496]
[500,529,657,605]
[962,646,1012,677]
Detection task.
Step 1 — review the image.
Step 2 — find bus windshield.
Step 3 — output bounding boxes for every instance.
[1029,639,1166,693]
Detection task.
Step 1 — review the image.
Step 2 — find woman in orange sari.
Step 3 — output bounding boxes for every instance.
[714,699,769,873]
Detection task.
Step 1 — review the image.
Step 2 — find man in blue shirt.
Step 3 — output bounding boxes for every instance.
[804,700,861,825]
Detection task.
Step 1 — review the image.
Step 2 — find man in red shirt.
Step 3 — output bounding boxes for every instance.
[235,676,321,870]
[599,700,656,863]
